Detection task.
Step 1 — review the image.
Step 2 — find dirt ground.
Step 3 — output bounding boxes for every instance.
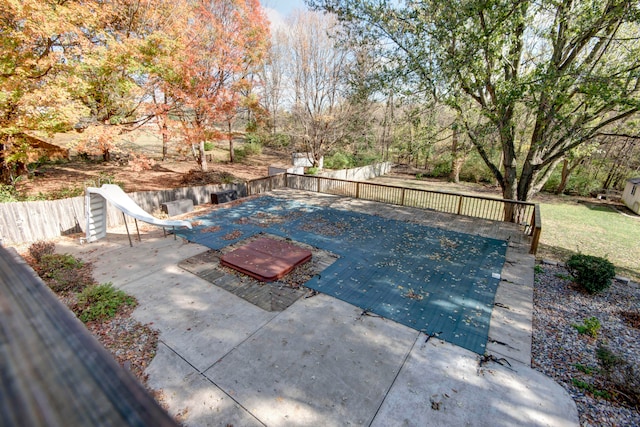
[16,144,289,197]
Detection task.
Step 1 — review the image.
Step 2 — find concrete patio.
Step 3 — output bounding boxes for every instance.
[56,189,579,426]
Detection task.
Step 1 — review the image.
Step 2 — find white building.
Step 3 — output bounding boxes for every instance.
[622,177,640,214]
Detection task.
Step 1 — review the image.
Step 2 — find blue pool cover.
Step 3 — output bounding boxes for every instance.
[176,196,507,354]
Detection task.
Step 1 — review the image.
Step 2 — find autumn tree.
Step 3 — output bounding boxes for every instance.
[0,0,180,174]
[310,0,640,201]
[0,0,100,181]
[161,0,269,170]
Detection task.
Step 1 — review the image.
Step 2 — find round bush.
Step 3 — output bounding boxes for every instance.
[566,254,615,294]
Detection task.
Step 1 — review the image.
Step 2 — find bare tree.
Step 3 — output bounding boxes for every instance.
[259,29,288,134]
[286,11,353,167]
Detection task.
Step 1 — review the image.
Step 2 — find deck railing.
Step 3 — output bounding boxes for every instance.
[249,173,541,255]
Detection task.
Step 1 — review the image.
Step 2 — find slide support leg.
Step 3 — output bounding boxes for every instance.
[134,219,141,242]
[123,213,133,247]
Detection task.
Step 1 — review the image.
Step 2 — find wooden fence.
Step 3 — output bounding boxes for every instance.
[0,182,247,245]
[246,173,287,196]
[0,173,541,254]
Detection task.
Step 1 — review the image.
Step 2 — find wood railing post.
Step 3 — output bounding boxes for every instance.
[356,182,360,199]
[317,177,321,193]
[401,188,405,206]
[457,195,463,215]
[529,204,542,254]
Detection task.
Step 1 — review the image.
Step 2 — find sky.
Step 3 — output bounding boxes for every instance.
[261,0,308,28]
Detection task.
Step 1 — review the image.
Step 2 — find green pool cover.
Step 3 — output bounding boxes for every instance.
[177,196,507,354]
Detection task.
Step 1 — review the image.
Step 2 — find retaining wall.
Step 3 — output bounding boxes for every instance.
[317,162,392,181]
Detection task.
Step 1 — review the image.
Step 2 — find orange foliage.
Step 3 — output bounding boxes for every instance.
[164,0,270,167]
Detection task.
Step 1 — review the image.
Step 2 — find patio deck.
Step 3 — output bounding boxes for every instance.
[50,188,577,426]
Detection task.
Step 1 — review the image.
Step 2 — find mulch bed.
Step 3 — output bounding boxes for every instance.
[533,264,640,426]
[24,250,159,387]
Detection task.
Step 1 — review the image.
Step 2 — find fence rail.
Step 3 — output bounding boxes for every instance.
[0,172,541,254]
[246,174,287,196]
[283,173,541,254]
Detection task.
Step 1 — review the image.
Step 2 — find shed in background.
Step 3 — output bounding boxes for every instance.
[622,177,640,214]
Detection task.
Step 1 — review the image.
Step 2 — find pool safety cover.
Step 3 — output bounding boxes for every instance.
[177,196,507,354]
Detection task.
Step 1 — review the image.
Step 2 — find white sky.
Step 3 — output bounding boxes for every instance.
[261,0,308,28]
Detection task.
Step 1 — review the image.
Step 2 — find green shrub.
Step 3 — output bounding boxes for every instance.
[234,142,261,161]
[542,168,562,193]
[572,363,596,375]
[459,153,494,183]
[325,152,353,169]
[244,141,262,156]
[233,147,247,162]
[37,253,92,293]
[566,174,602,197]
[566,254,615,294]
[245,133,261,145]
[596,344,623,370]
[203,141,214,151]
[264,132,291,149]
[353,152,381,167]
[429,158,452,178]
[571,379,611,399]
[0,184,20,202]
[74,283,136,323]
[542,167,602,196]
[306,167,318,175]
[571,316,601,338]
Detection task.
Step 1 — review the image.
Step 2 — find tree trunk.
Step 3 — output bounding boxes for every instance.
[228,121,235,163]
[0,143,9,184]
[199,141,208,171]
[502,145,518,200]
[161,120,168,161]
[449,126,462,183]
[501,129,519,221]
[556,159,571,194]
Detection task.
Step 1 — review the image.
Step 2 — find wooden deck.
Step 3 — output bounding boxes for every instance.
[0,245,177,427]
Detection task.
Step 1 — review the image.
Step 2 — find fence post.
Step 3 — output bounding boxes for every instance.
[457,195,463,215]
[401,188,405,206]
[529,204,542,254]
[317,177,321,193]
[245,181,250,196]
[356,182,360,199]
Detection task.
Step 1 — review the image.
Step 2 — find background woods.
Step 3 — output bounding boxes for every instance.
[1,1,639,201]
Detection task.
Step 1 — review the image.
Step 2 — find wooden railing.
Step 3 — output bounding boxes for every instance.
[276,173,541,255]
[246,173,287,196]
[0,246,178,427]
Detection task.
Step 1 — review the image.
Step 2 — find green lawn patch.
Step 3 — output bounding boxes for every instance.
[538,201,640,282]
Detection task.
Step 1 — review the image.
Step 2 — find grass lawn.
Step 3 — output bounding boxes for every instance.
[538,200,640,282]
[372,175,640,282]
